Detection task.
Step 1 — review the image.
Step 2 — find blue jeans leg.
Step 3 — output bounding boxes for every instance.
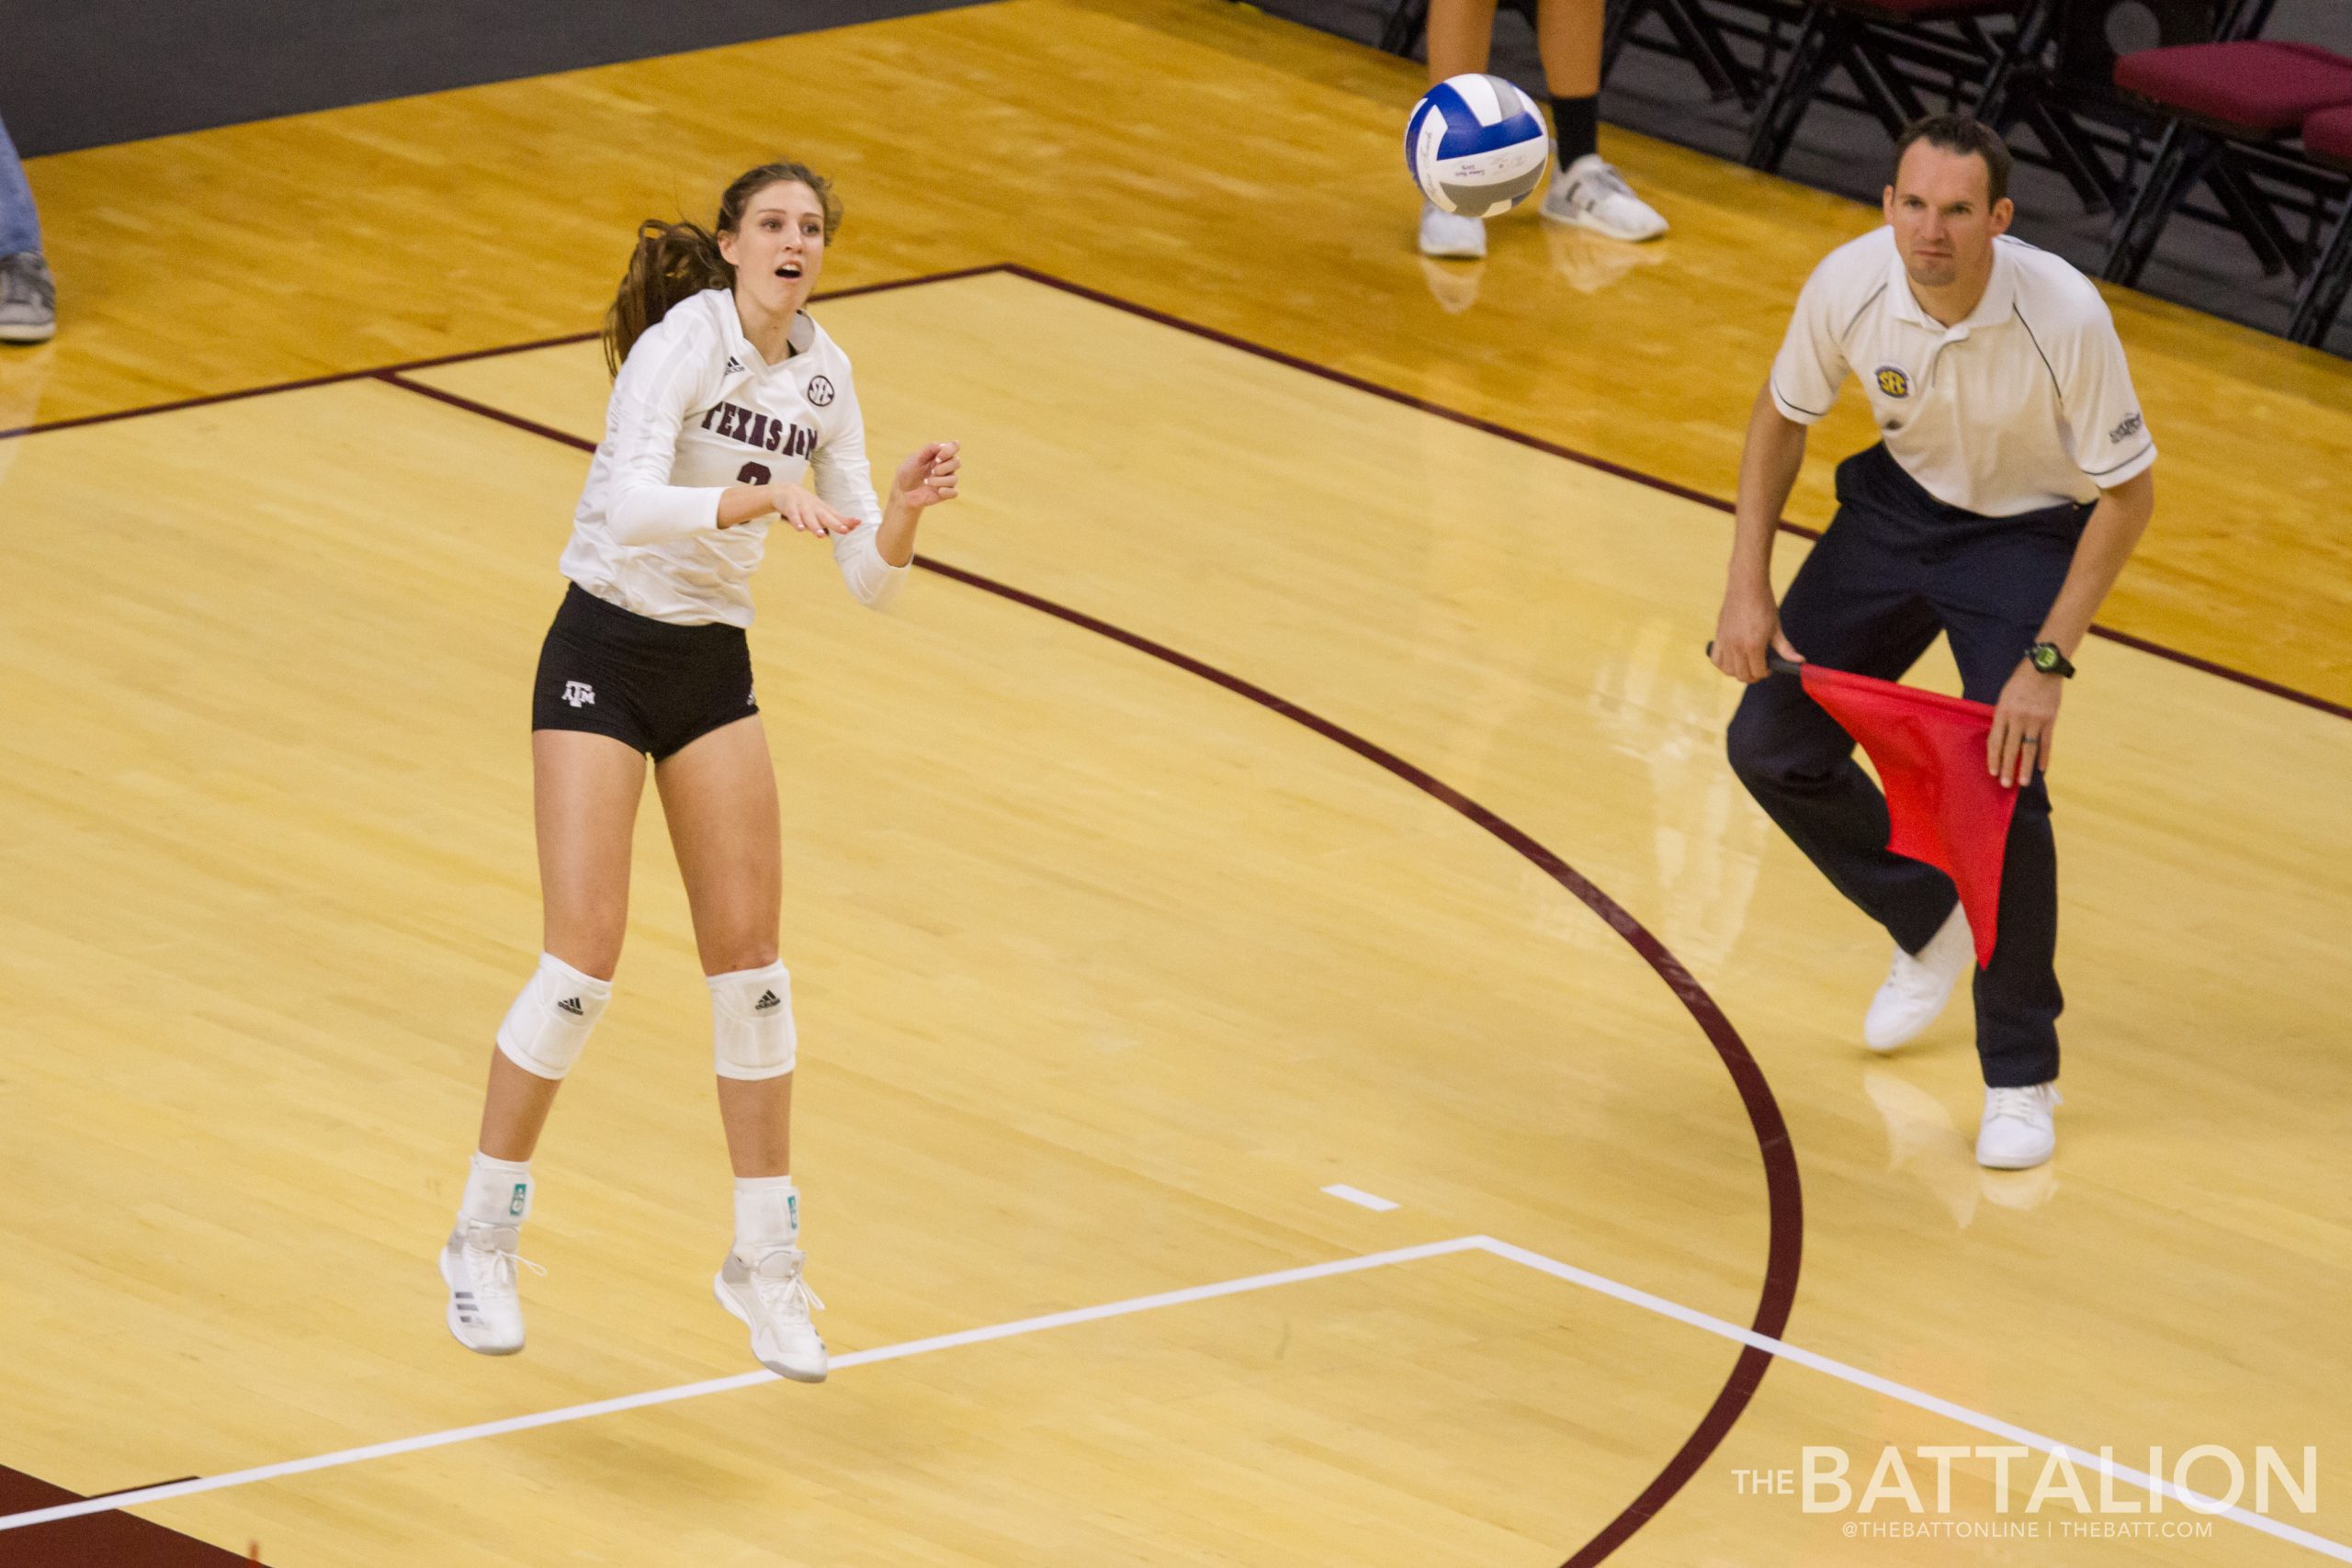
[0,114,43,257]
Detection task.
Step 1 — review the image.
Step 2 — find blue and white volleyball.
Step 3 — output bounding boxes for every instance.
[1406,74,1551,218]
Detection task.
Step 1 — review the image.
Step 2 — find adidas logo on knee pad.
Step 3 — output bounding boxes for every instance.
[557,997,585,1016]
[754,990,781,1010]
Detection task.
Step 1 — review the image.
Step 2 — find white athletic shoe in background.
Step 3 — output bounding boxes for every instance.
[1418,200,1487,259]
[1975,1083,2062,1169]
[715,1245,828,1382]
[1863,903,1973,1052]
[1540,154,1669,242]
[440,1221,540,1355]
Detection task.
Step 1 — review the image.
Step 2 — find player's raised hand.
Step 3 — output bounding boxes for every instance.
[769,478,855,536]
[892,442,961,510]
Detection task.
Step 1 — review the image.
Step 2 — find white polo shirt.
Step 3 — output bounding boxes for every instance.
[1770,228,2155,517]
[561,288,904,626]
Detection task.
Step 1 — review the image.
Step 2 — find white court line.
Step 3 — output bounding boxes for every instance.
[0,1236,1484,1535]
[1320,1183,1399,1212]
[4,1234,2346,1561]
[1475,1238,2352,1562]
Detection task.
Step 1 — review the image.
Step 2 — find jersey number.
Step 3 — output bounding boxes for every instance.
[736,463,771,488]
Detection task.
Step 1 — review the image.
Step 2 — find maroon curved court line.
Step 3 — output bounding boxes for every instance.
[905,555,1804,1568]
[2,259,2344,723]
[369,372,1809,1562]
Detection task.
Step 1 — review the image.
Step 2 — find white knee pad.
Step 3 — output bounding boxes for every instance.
[495,953,612,1080]
[709,962,797,1080]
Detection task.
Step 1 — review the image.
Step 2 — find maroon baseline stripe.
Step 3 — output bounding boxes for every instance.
[0,1469,254,1564]
[989,264,2352,726]
[0,263,1009,444]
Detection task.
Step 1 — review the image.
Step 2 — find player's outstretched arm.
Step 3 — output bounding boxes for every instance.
[1712,382,1811,684]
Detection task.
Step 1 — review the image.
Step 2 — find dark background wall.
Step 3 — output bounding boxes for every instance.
[0,0,988,156]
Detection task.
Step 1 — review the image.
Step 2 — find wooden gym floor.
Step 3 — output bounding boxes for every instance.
[1,4,2346,1564]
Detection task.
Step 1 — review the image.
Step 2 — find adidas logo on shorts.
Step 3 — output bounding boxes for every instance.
[754,990,781,1010]
[557,997,585,1016]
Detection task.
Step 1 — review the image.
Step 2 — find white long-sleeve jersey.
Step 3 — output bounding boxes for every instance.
[560,288,907,626]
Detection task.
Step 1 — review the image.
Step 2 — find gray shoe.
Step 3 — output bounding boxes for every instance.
[0,253,56,344]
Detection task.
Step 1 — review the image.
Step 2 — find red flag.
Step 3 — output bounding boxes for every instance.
[1796,663,2018,967]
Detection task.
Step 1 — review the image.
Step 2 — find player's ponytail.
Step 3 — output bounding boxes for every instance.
[603,161,843,377]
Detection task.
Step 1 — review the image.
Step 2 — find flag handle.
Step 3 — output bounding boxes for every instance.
[1704,641,1806,678]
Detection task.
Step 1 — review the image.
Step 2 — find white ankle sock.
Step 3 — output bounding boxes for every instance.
[733,1175,798,1259]
[461,1151,534,1227]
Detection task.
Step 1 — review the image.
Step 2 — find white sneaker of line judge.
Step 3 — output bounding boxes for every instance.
[715,1245,829,1382]
[1976,1083,2062,1169]
[1863,903,1973,1052]
[1539,154,1669,243]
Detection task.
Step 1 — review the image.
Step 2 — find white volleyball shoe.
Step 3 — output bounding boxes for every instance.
[1539,154,1669,242]
[1864,903,1974,1052]
[1976,1083,2062,1169]
[440,1221,541,1356]
[715,1245,829,1382]
[1418,200,1487,259]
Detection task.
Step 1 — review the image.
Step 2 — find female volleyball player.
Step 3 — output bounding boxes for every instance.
[438,161,959,1382]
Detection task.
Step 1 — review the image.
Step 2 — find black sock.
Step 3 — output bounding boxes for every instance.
[1551,95,1599,168]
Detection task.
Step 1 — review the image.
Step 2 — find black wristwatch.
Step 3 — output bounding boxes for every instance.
[2027,641,2075,679]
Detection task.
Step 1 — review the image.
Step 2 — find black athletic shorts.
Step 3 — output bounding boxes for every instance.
[531,583,759,761]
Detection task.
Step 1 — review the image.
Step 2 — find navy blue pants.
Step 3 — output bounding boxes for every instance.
[1726,446,2090,1088]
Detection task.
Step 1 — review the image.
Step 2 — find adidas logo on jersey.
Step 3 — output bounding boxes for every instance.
[557,996,585,1016]
[754,990,781,1010]
[562,681,595,708]
[724,356,745,374]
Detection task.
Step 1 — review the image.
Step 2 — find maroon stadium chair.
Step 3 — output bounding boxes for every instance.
[2288,103,2352,344]
[2101,39,2352,287]
[1984,0,2225,214]
[1742,0,2052,175]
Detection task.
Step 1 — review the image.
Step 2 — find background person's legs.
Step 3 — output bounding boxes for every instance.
[1535,0,1600,152]
[0,114,55,344]
[1426,0,1502,82]
[1533,0,1668,240]
[0,114,40,257]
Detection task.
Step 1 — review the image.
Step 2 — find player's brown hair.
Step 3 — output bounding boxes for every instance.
[1890,115,2012,208]
[603,161,842,376]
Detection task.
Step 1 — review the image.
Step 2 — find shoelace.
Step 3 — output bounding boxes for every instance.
[462,1230,546,1303]
[1984,1086,2058,1122]
[1573,164,1634,204]
[751,1249,826,1323]
[1886,947,1945,998]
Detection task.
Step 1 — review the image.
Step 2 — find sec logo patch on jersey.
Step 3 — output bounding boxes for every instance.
[806,375,836,407]
[1874,365,1912,398]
